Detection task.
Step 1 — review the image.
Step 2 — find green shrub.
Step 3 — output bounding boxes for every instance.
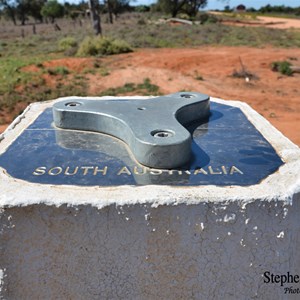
[105,38,133,55]
[99,79,160,96]
[137,18,147,25]
[195,74,204,81]
[271,61,293,76]
[137,78,159,93]
[196,13,218,24]
[76,37,98,56]
[64,46,78,57]
[177,13,190,20]
[58,37,78,51]
[76,36,133,57]
[99,68,110,76]
[46,66,70,76]
[36,63,44,68]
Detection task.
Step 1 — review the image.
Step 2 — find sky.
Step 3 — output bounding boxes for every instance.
[61,0,300,10]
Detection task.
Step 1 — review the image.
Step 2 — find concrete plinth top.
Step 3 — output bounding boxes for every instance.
[0,96,299,208]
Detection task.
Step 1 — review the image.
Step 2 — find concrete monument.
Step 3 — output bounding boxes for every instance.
[0,93,299,299]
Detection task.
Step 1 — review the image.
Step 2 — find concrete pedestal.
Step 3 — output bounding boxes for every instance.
[0,97,299,299]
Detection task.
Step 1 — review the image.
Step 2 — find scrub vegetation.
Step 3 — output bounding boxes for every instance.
[99,78,161,96]
[271,61,293,76]
[0,1,299,127]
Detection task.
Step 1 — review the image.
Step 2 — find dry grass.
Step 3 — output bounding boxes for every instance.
[0,12,299,125]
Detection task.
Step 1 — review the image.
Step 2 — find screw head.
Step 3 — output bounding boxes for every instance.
[65,102,81,107]
[180,94,194,99]
[151,130,174,138]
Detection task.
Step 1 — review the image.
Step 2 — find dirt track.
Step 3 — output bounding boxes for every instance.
[256,16,300,29]
[1,46,300,146]
[211,12,300,29]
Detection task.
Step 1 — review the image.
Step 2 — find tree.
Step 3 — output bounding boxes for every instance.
[29,0,46,23]
[15,0,30,25]
[0,0,17,25]
[157,0,207,18]
[88,0,102,35]
[134,5,150,13]
[105,0,113,24]
[0,0,46,25]
[224,5,231,12]
[183,0,207,17]
[41,0,64,23]
[158,0,186,18]
[107,0,130,22]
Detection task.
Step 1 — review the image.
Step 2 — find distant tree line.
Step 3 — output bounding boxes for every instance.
[258,4,300,15]
[1,1,298,28]
[224,4,300,15]
[0,0,64,25]
[150,0,207,18]
[0,0,132,26]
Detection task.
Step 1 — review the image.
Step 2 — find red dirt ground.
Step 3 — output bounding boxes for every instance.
[92,47,300,145]
[1,46,300,146]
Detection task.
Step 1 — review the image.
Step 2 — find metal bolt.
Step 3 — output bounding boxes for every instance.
[152,130,174,138]
[180,94,194,99]
[65,102,81,107]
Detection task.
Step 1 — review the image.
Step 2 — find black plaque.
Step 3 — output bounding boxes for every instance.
[0,102,283,186]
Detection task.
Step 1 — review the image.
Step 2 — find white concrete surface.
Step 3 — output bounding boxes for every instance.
[0,97,299,299]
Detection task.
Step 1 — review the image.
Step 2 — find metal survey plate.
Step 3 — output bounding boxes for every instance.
[53,92,210,169]
[0,102,283,186]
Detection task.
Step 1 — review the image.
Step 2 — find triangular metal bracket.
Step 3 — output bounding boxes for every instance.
[53,92,210,168]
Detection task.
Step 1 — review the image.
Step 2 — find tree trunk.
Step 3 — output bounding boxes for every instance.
[7,6,17,25]
[88,0,102,36]
[107,0,113,24]
[21,15,26,26]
